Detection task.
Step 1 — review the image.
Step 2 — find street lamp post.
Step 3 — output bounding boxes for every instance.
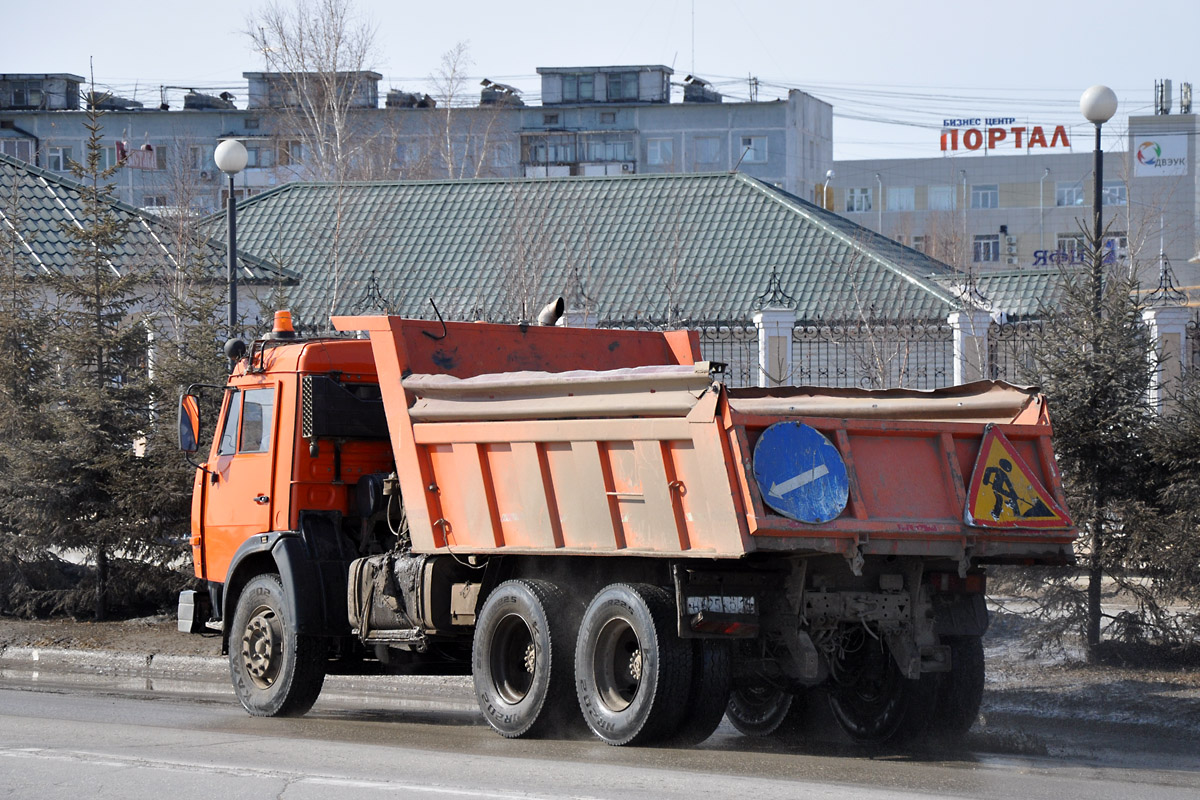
[1080,85,1118,316]
[214,138,248,340]
[822,169,835,211]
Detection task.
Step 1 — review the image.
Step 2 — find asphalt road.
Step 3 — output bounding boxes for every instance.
[1,674,1198,800]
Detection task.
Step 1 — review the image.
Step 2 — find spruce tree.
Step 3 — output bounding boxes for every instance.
[28,93,156,620]
[1023,255,1158,658]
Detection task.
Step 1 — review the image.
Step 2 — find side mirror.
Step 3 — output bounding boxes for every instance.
[178,393,201,453]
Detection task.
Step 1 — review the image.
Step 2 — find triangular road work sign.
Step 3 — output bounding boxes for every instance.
[965,425,1071,528]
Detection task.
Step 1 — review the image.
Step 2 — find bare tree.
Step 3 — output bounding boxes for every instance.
[246,0,380,320]
[423,42,509,180]
[247,0,379,183]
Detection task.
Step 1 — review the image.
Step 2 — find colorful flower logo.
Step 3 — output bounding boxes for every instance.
[1137,141,1161,166]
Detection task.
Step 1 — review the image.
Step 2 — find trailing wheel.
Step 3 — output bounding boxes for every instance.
[229,573,327,717]
[725,680,799,737]
[826,629,932,743]
[472,579,578,738]
[669,639,733,746]
[933,635,985,737]
[574,583,690,746]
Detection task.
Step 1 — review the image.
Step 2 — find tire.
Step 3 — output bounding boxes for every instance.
[472,579,578,738]
[933,635,985,737]
[726,681,796,737]
[668,639,733,746]
[574,583,690,746]
[229,573,327,717]
[827,634,933,744]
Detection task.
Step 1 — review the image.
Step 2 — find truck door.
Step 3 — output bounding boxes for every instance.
[202,386,278,582]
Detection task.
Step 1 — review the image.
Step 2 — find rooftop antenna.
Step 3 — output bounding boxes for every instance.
[691,0,695,76]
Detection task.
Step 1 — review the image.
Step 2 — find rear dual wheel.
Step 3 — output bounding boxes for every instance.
[472,579,578,738]
[574,583,692,746]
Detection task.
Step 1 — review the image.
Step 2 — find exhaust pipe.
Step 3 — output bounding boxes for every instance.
[536,296,565,326]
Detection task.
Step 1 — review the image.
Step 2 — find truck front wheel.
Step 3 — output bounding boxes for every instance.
[229,574,327,717]
[574,583,690,746]
[472,579,578,738]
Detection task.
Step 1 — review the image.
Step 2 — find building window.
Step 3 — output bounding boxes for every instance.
[694,137,720,164]
[142,195,168,208]
[886,186,915,212]
[583,137,633,162]
[971,184,998,209]
[845,187,872,213]
[244,117,260,129]
[524,134,576,164]
[606,72,638,101]
[928,185,955,210]
[973,234,1001,263]
[47,146,72,172]
[188,145,212,171]
[739,136,766,163]
[912,235,927,253]
[278,140,305,166]
[245,144,274,168]
[8,80,44,108]
[99,146,118,170]
[647,138,673,166]
[0,138,35,163]
[1103,180,1127,206]
[1056,182,1085,207]
[542,113,559,126]
[1055,233,1087,261]
[599,111,616,124]
[563,74,595,103]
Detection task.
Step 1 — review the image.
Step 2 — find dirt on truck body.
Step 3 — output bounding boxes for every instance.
[177,313,1075,746]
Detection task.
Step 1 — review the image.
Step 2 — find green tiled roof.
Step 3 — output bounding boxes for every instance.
[940,268,1071,319]
[0,152,292,284]
[215,172,978,329]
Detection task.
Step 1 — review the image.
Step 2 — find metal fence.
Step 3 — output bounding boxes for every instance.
[989,321,1043,384]
[790,321,954,390]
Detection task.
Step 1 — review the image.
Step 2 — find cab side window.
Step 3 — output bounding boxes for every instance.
[239,388,275,453]
[217,390,241,456]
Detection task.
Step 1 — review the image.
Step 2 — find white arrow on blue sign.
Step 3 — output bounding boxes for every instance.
[753,421,849,523]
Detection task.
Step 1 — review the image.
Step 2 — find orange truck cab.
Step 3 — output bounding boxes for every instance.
[178,314,1075,746]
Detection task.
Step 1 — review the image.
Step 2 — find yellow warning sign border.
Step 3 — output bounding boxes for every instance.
[965,424,1071,529]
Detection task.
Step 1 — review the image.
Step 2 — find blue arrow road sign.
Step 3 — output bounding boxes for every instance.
[753,422,849,523]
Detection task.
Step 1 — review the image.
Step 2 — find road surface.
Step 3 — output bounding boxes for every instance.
[1,674,1197,800]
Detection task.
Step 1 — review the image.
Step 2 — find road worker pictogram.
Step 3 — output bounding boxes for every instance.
[965,425,1070,528]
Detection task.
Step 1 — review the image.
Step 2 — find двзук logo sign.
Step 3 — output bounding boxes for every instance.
[1134,134,1189,177]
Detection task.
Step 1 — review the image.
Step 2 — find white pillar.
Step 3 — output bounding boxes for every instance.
[948,309,992,385]
[1142,305,1190,414]
[753,307,795,388]
[560,305,597,328]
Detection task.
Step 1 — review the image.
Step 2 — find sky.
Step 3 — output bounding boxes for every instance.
[6,0,1197,161]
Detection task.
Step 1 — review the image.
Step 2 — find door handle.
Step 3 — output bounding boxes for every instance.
[253,495,270,505]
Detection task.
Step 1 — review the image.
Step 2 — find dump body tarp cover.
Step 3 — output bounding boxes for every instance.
[404,363,716,421]
[727,380,1043,425]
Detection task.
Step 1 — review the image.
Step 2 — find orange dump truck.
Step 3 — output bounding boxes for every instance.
[177,313,1075,746]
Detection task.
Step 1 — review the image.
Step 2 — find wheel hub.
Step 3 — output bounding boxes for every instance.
[240,607,282,689]
[523,642,536,674]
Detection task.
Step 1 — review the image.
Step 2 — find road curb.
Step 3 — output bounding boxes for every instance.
[0,646,226,680]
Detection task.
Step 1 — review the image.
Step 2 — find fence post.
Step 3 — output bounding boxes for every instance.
[753,307,795,387]
[1141,305,1190,414]
[947,309,992,385]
